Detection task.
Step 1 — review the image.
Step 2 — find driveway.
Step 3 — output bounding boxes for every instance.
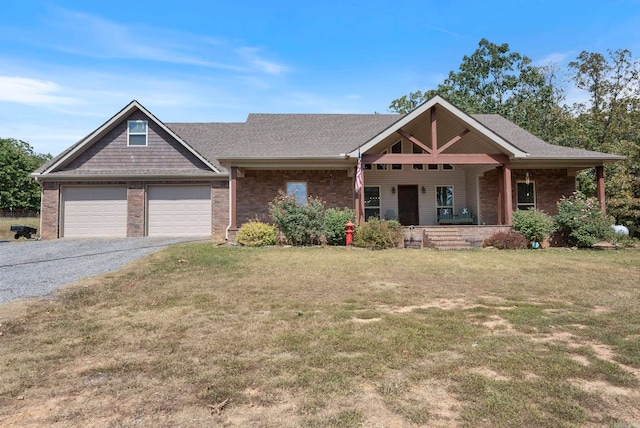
[0,237,205,305]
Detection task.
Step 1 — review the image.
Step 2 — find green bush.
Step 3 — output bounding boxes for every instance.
[236,220,276,247]
[324,208,356,246]
[555,193,614,247]
[512,209,555,244]
[268,190,325,246]
[353,218,403,250]
[482,231,528,250]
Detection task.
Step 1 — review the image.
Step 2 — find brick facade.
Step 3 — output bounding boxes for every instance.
[127,182,145,237]
[39,180,226,240]
[479,168,576,224]
[235,169,354,225]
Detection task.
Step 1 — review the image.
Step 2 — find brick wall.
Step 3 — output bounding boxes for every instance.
[479,168,577,224]
[40,182,60,240]
[39,180,225,239]
[236,170,353,225]
[127,182,145,237]
[211,181,229,241]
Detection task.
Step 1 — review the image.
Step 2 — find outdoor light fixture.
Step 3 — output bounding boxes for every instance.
[422,186,426,193]
[391,186,396,194]
[525,172,531,185]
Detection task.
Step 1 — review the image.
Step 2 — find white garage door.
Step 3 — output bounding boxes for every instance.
[147,186,212,236]
[62,186,128,238]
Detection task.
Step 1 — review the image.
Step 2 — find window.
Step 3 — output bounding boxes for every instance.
[412,143,423,170]
[363,186,380,220]
[128,120,148,146]
[427,164,454,170]
[391,141,402,170]
[287,182,307,204]
[517,181,535,210]
[436,185,454,219]
[376,150,387,170]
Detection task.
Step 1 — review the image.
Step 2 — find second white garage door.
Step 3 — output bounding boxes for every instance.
[147,186,212,236]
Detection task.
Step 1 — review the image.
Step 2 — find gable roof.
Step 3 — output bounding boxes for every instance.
[34,100,221,177]
[471,114,623,160]
[34,97,624,179]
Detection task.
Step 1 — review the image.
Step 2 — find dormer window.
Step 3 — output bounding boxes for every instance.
[128,120,148,146]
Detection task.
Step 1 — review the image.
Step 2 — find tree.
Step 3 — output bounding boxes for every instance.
[389,38,567,142]
[0,138,51,211]
[568,49,640,235]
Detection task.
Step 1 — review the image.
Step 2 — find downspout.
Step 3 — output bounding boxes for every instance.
[225,176,232,241]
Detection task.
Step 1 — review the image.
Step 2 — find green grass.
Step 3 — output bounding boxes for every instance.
[1,246,639,427]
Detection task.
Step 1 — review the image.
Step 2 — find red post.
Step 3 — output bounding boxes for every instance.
[345,221,354,246]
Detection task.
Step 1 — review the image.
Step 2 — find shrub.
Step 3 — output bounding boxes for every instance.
[482,231,528,250]
[268,190,325,246]
[512,209,555,244]
[236,220,276,247]
[324,208,356,246]
[555,193,614,247]
[353,218,403,250]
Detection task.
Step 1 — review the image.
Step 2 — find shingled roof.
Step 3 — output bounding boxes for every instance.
[35,98,623,178]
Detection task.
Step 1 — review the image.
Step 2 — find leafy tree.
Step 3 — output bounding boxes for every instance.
[389,38,566,142]
[567,50,640,236]
[0,138,51,211]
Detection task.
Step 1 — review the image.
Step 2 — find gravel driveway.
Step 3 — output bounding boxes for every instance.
[0,237,205,305]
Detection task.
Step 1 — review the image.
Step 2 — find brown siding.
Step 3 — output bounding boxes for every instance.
[236,170,353,225]
[63,111,211,172]
[479,168,576,224]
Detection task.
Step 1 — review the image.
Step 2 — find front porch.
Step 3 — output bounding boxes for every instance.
[402,225,512,250]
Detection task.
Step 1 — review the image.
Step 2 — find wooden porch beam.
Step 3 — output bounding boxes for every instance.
[503,164,513,226]
[437,129,470,154]
[431,106,438,152]
[230,166,238,230]
[361,153,509,165]
[596,165,606,213]
[396,129,432,154]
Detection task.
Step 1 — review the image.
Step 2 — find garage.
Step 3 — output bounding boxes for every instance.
[62,186,128,238]
[147,185,212,236]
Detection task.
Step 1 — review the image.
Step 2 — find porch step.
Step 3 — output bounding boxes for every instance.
[423,227,474,250]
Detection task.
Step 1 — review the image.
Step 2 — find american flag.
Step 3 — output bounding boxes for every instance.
[355,151,363,193]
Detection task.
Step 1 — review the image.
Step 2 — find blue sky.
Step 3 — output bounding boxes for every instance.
[2,0,640,155]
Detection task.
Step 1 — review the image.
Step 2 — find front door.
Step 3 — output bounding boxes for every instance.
[398,185,419,225]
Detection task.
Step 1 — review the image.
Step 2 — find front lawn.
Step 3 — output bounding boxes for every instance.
[1,246,639,427]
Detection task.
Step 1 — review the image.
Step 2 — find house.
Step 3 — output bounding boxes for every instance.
[32,96,623,241]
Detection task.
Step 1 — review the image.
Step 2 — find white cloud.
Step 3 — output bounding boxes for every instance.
[534,52,573,67]
[0,76,78,105]
[235,47,290,75]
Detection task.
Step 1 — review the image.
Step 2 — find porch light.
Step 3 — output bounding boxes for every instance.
[421,186,426,194]
[391,186,396,194]
[525,172,530,185]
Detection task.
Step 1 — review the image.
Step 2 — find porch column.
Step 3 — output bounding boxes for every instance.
[503,164,513,225]
[596,165,606,213]
[497,167,504,225]
[230,166,237,229]
[355,166,365,224]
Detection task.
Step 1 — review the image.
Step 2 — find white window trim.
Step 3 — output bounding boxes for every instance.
[363,185,381,220]
[286,181,307,204]
[128,120,148,147]
[516,181,536,210]
[435,185,455,218]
